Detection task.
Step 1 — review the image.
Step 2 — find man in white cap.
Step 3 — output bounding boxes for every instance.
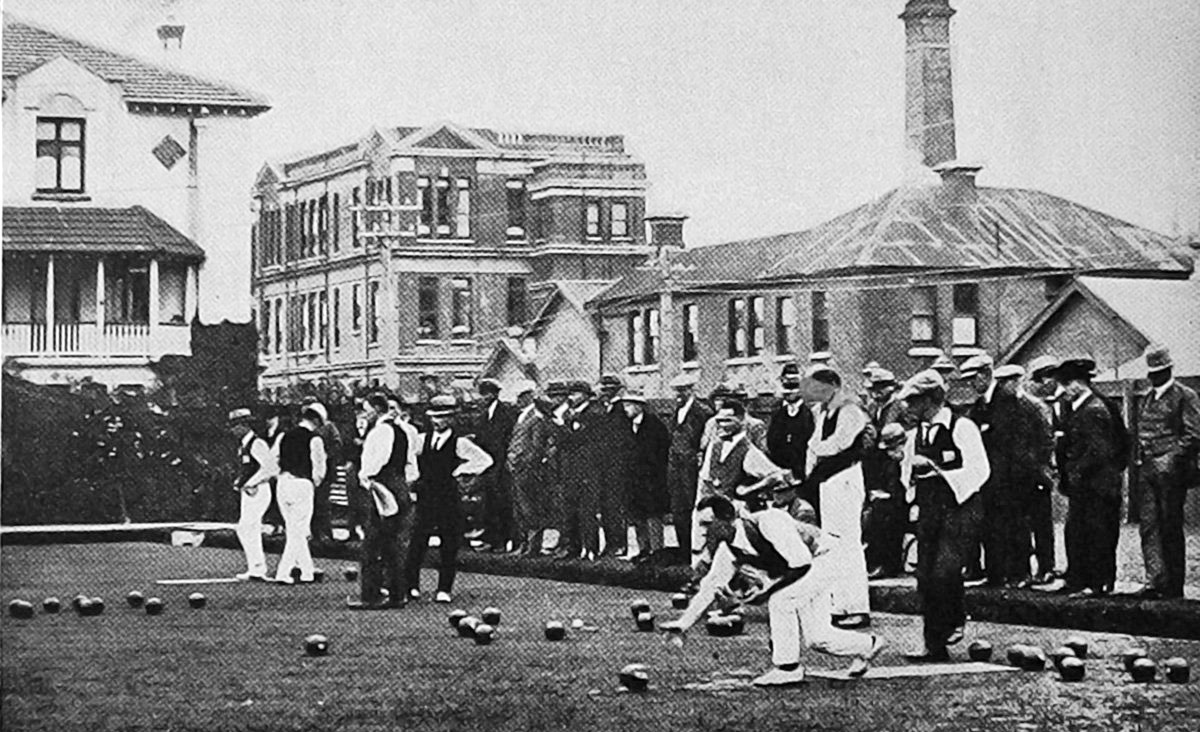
[1131,344,1200,599]
[1024,355,1065,584]
[667,371,713,564]
[896,370,989,661]
[506,380,554,555]
[273,403,327,584]
[862,368,908,579]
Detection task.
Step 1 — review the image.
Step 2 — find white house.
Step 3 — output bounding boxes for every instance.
[2,14,269,386]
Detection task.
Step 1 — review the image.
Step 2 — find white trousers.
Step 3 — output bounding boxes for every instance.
[819,465,870,615]
[236,484,272,576]
[275,474,315,582]
[769,554,873,667]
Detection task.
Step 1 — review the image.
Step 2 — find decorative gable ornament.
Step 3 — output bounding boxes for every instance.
[152,135,187,170]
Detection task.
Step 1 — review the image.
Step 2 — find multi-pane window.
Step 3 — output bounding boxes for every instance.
[748,296,765,356]
[586,202,600,237]
[417,178,432,235]
[506,180,526,237]
[811,291,830,353]
[911,286,937,345]
[682,303,699,362]
[728,298,747,358]
[611,202,628,237]
[332,193,340,252]
[260,300,271,354]
[351,187,361,246]
[451,277,473,337]
[507,277,528,326]
[776,296,796,354]
[307,293,318,350]
[367,281,379,345]
[36,118,85,193]
[351,284,362,332]
[436,178,451,234]
[455,179,471,237]
[952,283,979,346]
[318,290,328,350]
[626,308,660,365]
[273,297,283,354]
[418,276,439,339]
[332,287,341,349]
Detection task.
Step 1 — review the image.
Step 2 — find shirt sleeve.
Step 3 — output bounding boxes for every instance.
[742,443,785,480]
[310,435,327,487]
[357,424,394,486]
[755,511,813,569]
[401,422,421,483]
[809,403,867,457]
[943,418,990,504]
[676,542,739,630]
[245,437,279,487]
[453,436,494,476]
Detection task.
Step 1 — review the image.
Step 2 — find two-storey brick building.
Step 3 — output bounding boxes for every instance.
[251,121,650,398]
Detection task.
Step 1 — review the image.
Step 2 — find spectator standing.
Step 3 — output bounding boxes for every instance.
[227,408,275,582]
[766,364,817,516]
[543,380,573,558]
[619,388,671,562]
[557,381,606,560]
[596,374,633,558]
[506,380,553,555]
[667,372,713,565]
[862,368,908,579]
[702,381,768,455]
[472,378,518,553]
[273,405,326,584]
[1131,345,1200,599]
[1024,356,1065,584]
[306,402,341,545]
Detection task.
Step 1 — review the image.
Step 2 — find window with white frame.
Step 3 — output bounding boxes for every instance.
[952,283,979,346]
[506,180,526,237]
[586,202,600,237]
[728,298,747,358]
[748,296,765,356]
[911,286,936,346]
[455,178,471,237]
[261,300,271,354]
[332,287,341,349]
[367,281,379,344]
[451,277,473,338]
[611,202,628,237]
[811,291,830,353]
[319,290,328,350]
[352,283,362,332]
[36,118,85,193]
[682,303,699,362]
[273,297,283,354]
[418,276,439,339]
[417,177,432,235]
[626,307,660,366]
[436,177,451,234]
[776,296,795,354]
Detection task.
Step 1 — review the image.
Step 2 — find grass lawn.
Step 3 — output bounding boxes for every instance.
[3,543,1200,732]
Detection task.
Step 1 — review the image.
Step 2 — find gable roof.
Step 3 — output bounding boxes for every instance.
[526,280,617,336]
[2,205,205,259]
[2,14,269,111]
[596,183,1191,305]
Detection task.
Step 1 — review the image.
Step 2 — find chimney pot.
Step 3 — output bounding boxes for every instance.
[933,161,982,205]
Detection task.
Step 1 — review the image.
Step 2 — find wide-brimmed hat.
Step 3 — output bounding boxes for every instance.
[426,395,458,417]
[1145,344,1173,373]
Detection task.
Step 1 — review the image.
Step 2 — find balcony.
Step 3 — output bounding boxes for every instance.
[2,322,190,358]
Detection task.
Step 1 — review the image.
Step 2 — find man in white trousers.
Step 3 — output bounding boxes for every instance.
[662,494,884,687]
[273,404,327,584]
[803,363,872,629]
[228,408,276,581]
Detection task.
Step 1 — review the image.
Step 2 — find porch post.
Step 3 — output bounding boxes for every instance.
[45,254,56,351]
[95,257,106,332]
[149,258,160,353]
[185,263,198,323]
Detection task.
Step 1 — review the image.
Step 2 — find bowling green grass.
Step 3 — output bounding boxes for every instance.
[2,544,1200,732]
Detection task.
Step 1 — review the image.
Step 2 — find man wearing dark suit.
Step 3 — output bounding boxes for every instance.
[766,364,817,514]
[1132,344,1200,599]
[472,378,518,553]
[862,368,908,579]
[618,388,672,562]
[506,379,554,555]
[558,380,608,560]
[595,374,633,558]
[1024,355,1065,584]
[1056,357,1124,598]
[667,372,713,564]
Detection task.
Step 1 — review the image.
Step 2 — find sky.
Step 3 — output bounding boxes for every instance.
[5,0,1199,247]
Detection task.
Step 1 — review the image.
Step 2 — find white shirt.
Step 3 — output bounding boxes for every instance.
[553,402,570,425]
[784,399,807,418]
[983,380,997,404]
[358,417,397,486]
[415,432,495,477]
[902,406,990,505]
[1071,389,1092,414]
[487,401,497,421]
[395,418,421,483]
[518,402,538,425]
[676,397,695,426]
[631,413,644,434]
[806,400,868,475]
[698,432,783,484]
[1153,378,1176,401]
[241,432,278,488]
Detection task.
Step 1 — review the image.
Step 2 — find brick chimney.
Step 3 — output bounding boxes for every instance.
[933,161,981,206]
[645,213,688,251]
[901,0,956,168]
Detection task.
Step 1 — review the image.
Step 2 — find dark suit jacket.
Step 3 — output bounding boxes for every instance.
[559,401,606,497]
[506,407,551,479]
[626,413,671,518]
[970,388,1053,502]
[1060,391,1122,500]
[766,401,816,480]
[669,399,713,463]
[474,401,518,461]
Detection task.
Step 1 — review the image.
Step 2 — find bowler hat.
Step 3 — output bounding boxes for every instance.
[598,373,625,392]
[477,378,502,396]
[1145,344,1173,373]
[1055,356,1096,382]
[426,395,458,417]
[567,380,594,396]
[545,380,569,398]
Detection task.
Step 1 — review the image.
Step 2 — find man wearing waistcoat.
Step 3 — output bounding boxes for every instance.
[507,380,554,555]
[897,370,989,662]
[227,408,275,582]
[557,380,608,560]
[348,393,414,610]
[667,372,713,565]
[803,364,872,629]
[862,368,908,580]
[273,404,327,584]
[766,364,817,517]
[702,381,768,455]
[1131,344,1200,599]
[306,401,341,546]
[406,395,493,603]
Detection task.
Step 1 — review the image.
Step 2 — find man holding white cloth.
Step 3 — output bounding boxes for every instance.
[273,405,327,584]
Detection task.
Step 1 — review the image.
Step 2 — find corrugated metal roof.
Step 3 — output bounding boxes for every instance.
[597,183,1190,304]
[2,14,268,110]
[1082,276,1200,379]
[2,205,205,259]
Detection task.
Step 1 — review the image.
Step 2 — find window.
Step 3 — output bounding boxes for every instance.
[319,290,328,350]
[626,308,660,365]
[748,296,765,356]
[436,178,451,234]
[418,276,439,339]
[107,259,150,324]
[319,194,329,254]
[351,187,361,246]
[273,297,283,354]
[611,202,628,237]
[506,180,526,237]
[451,277,473,337]
[332,193,340,252]
[306,292,317,350]
[728,298,747,358]
[158,264,187,324]
[351,283,362,332]
[911,286,936,345]
[456,179,471,237]
[627,312,643,365]
[646,308,660,364]
[682,303,699,362]
[952,283,979,346]
[417,178,432,235]
[36,118,85,193]
[776,296,796,354]
[811,291,829,353]
[586,202,600,237]
[367,281,379,345]
[506,277,527,326]
[261,300,271,354]
[332,287,341,348]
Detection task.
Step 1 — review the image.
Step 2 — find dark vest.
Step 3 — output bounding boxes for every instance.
[732,515,792,577]
[417,430,463,500]
[703,437,752,496]
[238,434,262,487]
[808,405,865,486]
[278,426,316,481]
[768,405,814,475]
[366,421,408,488]
[914,415,963,505]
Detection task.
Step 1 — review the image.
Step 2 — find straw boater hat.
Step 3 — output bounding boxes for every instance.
[227,407,253,425]
[930,352,957,375]
[868,368,898,389]
[668,372,699,390]
[618,387,649,405]
[1144,344,1173,373]
[426,395,458,417]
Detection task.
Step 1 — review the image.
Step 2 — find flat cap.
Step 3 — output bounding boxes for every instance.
[930,353,957,374]
[1145,343,1173,373]
[993,364,1025,380]
[545,380,570,397]
[227,407,253,424]
[897,369,946,400]
[618,387,649,405]
[567,379,595,396]
[868,368,897,387]
[426,395,458,416]
[957,353,994,378]
[597,373,625,391]
[1027,355,1059,379]
[668,372,699,389]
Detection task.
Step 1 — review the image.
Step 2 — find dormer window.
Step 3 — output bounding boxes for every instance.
[36,118,85,193]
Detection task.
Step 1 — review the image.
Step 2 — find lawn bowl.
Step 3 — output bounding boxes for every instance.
[448,609,468,628]
[474,624,496,645]
[1063,635,1089,659]
[342,567,358,582]
[1130,658,1157,683]
[188,592,207,609]
[1059,657,1086,682]
[457,616,481,638]
[8,599,35,619]
[1049,646,1076,671]
[126,591,145,609]
[1005,644,1029,667]
[1163,657,1190,684]
[76,597,95,616]
[1122,648,1148,672]
[630,598,651,618]
[635,611,655,632]
[670,593,689,610]
[89,597,106,615]
[1020,646,1047,672]
[72,594,88,611]
[144,597,164,616]
[705,615,738,638]
[544,621,566,641]
[304,634,329,657]
[42,597,61,614]
[311,569,325,583]
[618,663,650,692]
[481,607,501,626]
[967,640,993,662]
